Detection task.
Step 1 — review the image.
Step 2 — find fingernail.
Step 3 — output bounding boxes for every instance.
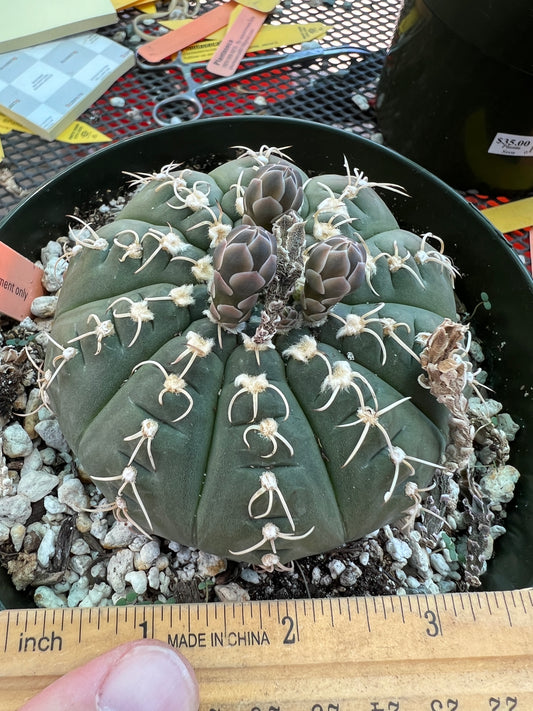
[96,642,199,711]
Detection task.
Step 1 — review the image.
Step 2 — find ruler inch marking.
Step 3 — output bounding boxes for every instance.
[502,591,513,628]
[2,611,9,653]
[363,596,371,633]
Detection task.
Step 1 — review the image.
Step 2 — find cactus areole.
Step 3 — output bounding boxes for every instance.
[44,145,465,570]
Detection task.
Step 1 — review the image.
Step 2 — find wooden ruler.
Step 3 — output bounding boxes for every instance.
[1,590,532,710]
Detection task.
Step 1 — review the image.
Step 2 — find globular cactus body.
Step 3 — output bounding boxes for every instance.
[45,146,460,568]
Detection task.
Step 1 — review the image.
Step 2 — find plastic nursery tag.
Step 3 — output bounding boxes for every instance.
[137,2,236,63]
[162,21,328,63]
[111,0,155,9]
[0,138,4,161]
[482,196,533,234]
[207,5,268,76]
[235,0,278,11]
[530,230,533,277]
[0,242,44,321]
[0,115,111,144]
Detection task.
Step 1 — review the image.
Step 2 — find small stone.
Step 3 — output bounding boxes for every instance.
[134,540,160,570]
[468,397,502,419]
[23,389,42,439]
[34,419,69,452]
[2,423,34,457]
[37,527,56,567]
[103,521,137,549]
[70,538,91,556]
[79,582,112,607]
[480,465,520,504]
[67,577,90,607]
[197,551,226,577]
[240,567,261,584]
[107,549,134,594]
[125,570,148,595]
[339,565,362,587]
[0,493,32,526]
[311,566,322,585]
[41,240,62,266]
[58,478,89,510]
[328,559,346,579]
[90,562,107,579]
[405,575,421,588]
[31,296,58,318]
[358,551,370,566]
[215,582,250,603]
[44,495,67,515]
[109,96,126,107]
[10,523,26,552]
[71,555,94,576]
[34,586,67,608]
[496,413,520,441]
[90,517,108,540]
[406,532,432,579]
[76,513,93,533]
[42,260,68,293]
[7,551,38,589]
[385,537,412,564]
[0,522,10,544]
[148,566,160,590]
[17,469,59,502]
[430,552,451,576]
[23,530,41,553]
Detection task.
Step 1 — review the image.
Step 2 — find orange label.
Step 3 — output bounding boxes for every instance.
[137,2,236,63]
[207,5,267,76]
[0,242,45,321]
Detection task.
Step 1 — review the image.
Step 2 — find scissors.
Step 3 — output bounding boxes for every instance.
[136,43,370,125]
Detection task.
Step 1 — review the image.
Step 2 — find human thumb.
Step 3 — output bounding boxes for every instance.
[18,639,199,711]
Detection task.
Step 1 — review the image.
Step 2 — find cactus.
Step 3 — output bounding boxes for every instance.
[43,145,466,569]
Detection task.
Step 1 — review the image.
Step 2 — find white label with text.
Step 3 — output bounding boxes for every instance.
[488,132,533,157]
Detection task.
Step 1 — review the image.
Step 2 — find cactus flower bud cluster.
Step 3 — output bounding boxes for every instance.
[43,145,465,569]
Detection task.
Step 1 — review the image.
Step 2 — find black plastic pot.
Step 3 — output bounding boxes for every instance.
[0,116,531,606]
[376,0,533,192]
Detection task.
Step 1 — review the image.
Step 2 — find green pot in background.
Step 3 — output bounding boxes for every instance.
[0,117,531,608]
[376,0,533,192]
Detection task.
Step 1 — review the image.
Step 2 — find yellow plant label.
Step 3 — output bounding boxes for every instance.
[163,21,327,63]
[235,0,278,11]
[482,197,533,233]
[56,122,111,144]
[0,114,110,143]
[111,0,154,9]
[0,138,4,161]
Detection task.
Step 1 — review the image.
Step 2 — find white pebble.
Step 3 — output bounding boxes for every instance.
[71,538,91,556]
[125,570,148,595]
[103,521,137,549]
[215,582,250,603]
[37,527,56,567]
[2,423,34,458]
[197,550,226,577]
[10,523,26,552]
[31,296,58,318]
[240,567,261,584]
[385,537,412,564]
[34,419,69,452]
[0,522,10,544]
[480,465,520,504]
[0,493,32,526]
[430,552,451,576]
[17,469,59,502]
[67,577,90,607]
[328,559,346,579]
[34,586,67,608]
[44,495,67,515]
[107,549,134,594]
[134,540,160,570]
[58,478,89,510]
[358,551,370,566]
[147,566,160,589]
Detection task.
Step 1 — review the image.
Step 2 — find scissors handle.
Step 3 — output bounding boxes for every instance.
[153,44,369,125]
[192,44,370,97]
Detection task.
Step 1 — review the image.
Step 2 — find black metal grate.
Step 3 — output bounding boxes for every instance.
[0,0,530,271]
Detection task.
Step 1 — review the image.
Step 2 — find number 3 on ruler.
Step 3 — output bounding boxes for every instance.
[424,609,441,637]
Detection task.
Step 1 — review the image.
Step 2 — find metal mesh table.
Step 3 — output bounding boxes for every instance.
[0,0,531,271]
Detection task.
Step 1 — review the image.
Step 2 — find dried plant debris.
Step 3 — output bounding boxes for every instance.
[0,153,521,608]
